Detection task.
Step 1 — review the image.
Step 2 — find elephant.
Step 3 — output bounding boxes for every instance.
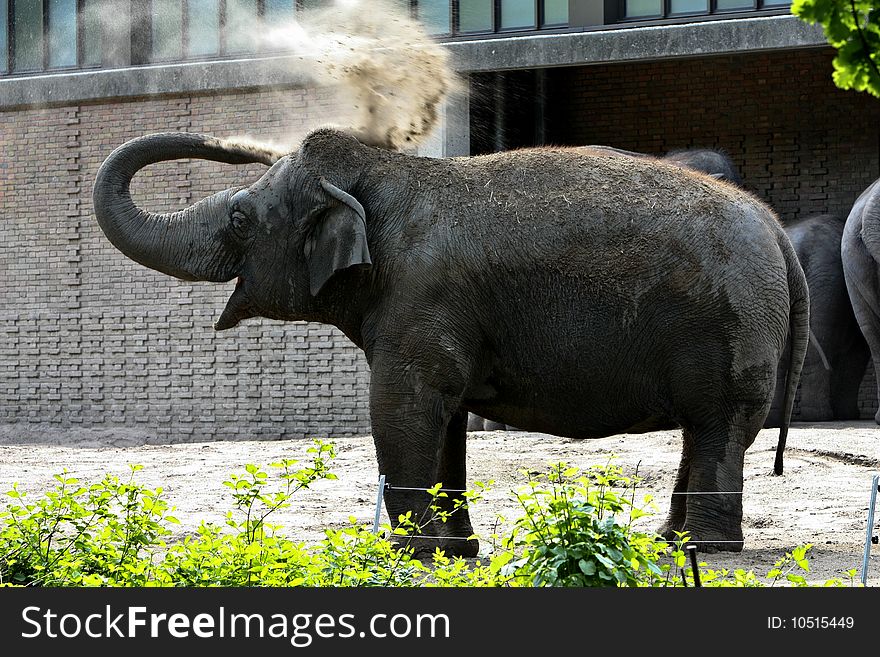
[765,214,870,426]
[841,177,880,424]
[92,128,809,557]
[580,145,743,185]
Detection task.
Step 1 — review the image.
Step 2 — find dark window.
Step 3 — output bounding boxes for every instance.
[149,0,299,62]
[151,0,183,61]
[670,0,708,14]
[264,0,293,21]
[0,0,8,73]
[418,0,452,34]
[187,0,220,58]
[499,0,535,30]
[13,0,43,71]
[624,0,790,19]
[459,0,493,33]
[47,0,76,67]
[541,0,567,26]
[226,0,257,53]
[81,0,101,66]
[5,0,103,73]
[409,1,568,36]
[715,0,754,9]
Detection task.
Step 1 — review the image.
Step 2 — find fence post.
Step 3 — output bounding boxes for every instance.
[373,474,387,534]
[687,544,702,587]
[861,474,879,586]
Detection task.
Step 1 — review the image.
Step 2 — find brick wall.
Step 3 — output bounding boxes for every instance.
[0,87,373,444]
[546,47,880,420]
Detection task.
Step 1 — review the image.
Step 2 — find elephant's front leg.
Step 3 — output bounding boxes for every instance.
[369,365,478,559]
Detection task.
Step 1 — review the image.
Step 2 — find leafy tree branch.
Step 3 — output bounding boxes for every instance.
[792,0,880,97]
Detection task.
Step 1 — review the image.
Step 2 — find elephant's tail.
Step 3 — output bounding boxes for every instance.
[774,243,811,476]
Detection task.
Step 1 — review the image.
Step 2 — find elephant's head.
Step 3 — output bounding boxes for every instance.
[93,129,374,331]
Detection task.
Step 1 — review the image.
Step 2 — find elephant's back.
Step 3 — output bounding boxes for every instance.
[384,147,795,331]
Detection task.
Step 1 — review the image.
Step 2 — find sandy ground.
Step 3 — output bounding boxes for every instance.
[0,421,878,586]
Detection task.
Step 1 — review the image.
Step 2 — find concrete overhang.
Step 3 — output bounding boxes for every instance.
[0,14,829,110]
[441,14,829,72]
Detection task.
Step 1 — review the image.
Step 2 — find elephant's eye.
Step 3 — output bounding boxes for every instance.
[230,210,250,239]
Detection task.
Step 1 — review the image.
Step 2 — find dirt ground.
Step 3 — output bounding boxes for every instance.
[1,421,878,586]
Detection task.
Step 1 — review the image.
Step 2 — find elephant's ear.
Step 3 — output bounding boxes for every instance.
[303,177,372,296]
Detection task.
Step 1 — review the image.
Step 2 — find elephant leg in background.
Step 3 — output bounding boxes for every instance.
[830,336,871,420]
[794,349,834,422]
[466,413,519,431]
[466,413,486,431]
[843,251,880,424]
[370,365,478,559]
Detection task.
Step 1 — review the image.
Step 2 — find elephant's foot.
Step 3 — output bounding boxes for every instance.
[657,519,744,553]
[875,409,880,425]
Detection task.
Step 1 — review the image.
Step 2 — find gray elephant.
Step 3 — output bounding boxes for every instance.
[765,214,870,425]
[93,128,808,556]
[842,177,880,424]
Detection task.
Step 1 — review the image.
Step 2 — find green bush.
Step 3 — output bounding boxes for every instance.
[0,464,177,586]
[0,442,861,588]
[496,461,667,587]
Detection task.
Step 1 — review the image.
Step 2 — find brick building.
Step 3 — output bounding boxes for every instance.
[1,1,877,445]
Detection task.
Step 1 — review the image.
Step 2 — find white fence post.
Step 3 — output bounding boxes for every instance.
[373,474,386,534]
[861,474,879,586]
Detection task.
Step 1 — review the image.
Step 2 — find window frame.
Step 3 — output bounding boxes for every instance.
[1,0,300,74]
[5,0,90,74]
[408,1,568,37]
[146,0,296,64]
[619,0,789,22]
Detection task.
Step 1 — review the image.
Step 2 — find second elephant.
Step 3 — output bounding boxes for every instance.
[580,145,743,185]
[766,214,870,426]
[842,177,880,424]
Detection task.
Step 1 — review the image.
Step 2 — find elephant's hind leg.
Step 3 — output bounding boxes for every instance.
[674,420,754,553]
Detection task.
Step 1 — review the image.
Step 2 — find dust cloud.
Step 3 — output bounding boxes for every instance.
[93,1,457,155]
[259,0,458,151]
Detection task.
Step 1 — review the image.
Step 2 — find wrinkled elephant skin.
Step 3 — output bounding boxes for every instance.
[766,214,870,425]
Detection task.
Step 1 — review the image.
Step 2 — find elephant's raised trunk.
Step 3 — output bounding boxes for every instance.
[92,132,280,282]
